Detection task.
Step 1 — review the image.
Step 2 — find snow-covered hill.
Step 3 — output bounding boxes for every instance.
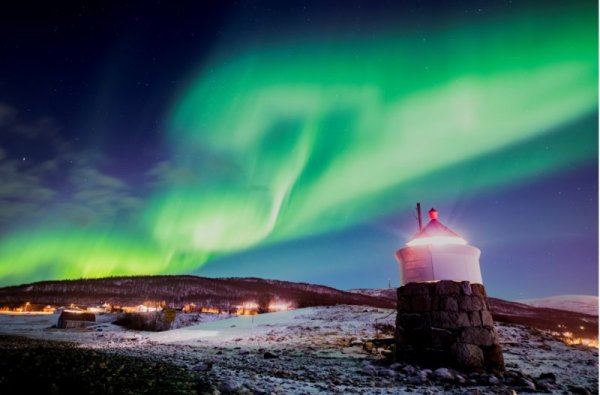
[347,288,396,300]
[518,295,598,316]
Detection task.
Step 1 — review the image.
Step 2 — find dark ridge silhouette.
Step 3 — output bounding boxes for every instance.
[0,275,395,309]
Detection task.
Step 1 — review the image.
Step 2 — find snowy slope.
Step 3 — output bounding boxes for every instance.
[0,306,598,394]
[518,295,598,316]
[149,305,395,349]
[348,288,396,300]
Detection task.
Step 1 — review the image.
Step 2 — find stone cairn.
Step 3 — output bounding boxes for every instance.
[395,280,504,372]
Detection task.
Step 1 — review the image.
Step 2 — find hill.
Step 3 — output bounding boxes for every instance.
[517,295,598,316]
[0,276,394,310]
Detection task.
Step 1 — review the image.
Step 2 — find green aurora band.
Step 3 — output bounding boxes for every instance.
[0,3,597,284]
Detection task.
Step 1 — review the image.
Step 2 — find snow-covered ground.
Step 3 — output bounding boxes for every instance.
[0,306,597,394]
[518,295,598,316]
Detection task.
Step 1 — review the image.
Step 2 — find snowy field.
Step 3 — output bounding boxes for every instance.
[0,306,597,394]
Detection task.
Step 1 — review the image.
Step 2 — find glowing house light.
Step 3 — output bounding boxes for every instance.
[406,236,467,247]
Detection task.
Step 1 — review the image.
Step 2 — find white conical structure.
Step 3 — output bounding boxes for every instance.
[395,208,483,285]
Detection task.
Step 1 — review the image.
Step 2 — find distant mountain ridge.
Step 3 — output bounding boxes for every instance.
[517,295,598,316]
[0,275,394,309]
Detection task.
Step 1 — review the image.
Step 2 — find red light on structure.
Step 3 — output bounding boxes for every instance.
[428,208,438,220]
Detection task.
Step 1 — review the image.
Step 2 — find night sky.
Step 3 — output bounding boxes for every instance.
[0,1,597,300]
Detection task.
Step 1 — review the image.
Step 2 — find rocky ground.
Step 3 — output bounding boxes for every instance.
[0,335,204,394]
[0,306,597,394]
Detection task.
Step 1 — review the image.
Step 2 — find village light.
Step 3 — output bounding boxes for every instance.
[268,302,292,312]
[242,302,258,310]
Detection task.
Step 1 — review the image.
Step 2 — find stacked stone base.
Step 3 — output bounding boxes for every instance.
[395,280,504,372]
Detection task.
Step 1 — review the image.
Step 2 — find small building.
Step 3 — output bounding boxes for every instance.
[396,207,483,285]
[57,311,96,329]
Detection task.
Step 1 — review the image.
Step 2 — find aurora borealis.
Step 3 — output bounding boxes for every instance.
[0,1,597,299]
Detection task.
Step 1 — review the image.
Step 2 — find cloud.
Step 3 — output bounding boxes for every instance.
[0,152,57,225]
[65,165,143,225]
[145,160,201,188]
[0,103,17,128]
[0,103,141,229]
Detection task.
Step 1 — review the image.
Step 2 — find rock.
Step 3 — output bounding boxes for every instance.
[379,368,395,377]
[495,390,517,395]
[431,311,470,329]
[433,367,454,381]
[470,284,487,297]
[263,352,278,359]
[239,350,250,355]
[469,312,482,327]
[435,281,461,295]
[403,312,432,329]
[537,372,556,382]
[540,342,551,351]
[411,295,432,311]
[407,375,425,385]
[218,380,241,394]
[362,365,377,376]
[460,296,474,311]
[459,327,496,346]
[398,296,411,310]
[451,343,484,370]
[504,370,522,379]
[522,379,536,391]
[457,312,471,328]
[430,328,455,347]
[400,282,431,296]
[470,296,484,311]
[481,344,504,370]
[536,381,550,391]
[389,362,403,371]
[192,362,213,372]
[480,311,494,327]
[249,387,268,395]
[568,386,591,395]
[464,390,481,395]
[488,375,500,385]
[455,374,466,384]
[460,281,472,295]
[439,296,459,312]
